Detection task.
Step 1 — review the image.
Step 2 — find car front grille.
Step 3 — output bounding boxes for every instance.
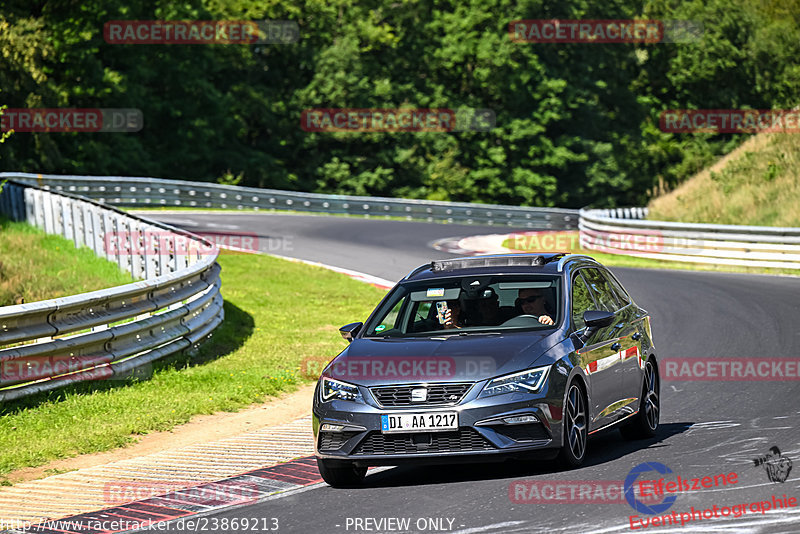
[319,431,360,451]
[369,383,473,407]
[352,429,494,456]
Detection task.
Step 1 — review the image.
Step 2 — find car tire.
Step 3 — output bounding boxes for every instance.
[620,359,660,440]
[558,381,588,468]
[317,458,367,488]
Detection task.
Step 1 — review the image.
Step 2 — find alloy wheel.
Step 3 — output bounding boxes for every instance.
[566,384,587,460]
[643,361,659,431]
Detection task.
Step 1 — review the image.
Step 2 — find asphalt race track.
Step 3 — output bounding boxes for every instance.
[141,212,800,534]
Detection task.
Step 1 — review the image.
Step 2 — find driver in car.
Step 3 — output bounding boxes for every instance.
[516,288,555,325]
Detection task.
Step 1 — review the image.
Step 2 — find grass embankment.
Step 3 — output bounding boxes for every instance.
[648,133,800,226]
[501,231,797,276]
[0,218,133,306]
[0,252,385,483]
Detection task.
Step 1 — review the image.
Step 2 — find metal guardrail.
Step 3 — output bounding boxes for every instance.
[1,172,579,230]
[0,179,223,402]
[580,208,800,269]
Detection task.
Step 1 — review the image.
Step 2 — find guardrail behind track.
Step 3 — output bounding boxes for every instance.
[2,173,579,230]
[580,208,800,269]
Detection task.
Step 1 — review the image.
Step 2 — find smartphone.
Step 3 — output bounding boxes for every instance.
[436,301,449,324]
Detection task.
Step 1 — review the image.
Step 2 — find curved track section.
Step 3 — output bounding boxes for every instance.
[136,212,800,534]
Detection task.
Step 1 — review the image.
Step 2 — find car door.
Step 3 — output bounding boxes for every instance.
[570,271,621,430]
[604,269,651,403]
[581,268,641,425]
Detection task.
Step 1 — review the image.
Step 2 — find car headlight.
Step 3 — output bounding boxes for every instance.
[320,377,363,403]
[479,366,551,398]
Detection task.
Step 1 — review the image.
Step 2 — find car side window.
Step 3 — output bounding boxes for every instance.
[571,274,595,331]
[606,272,631,306]
[581,268,621,312]
[370,298,405,335]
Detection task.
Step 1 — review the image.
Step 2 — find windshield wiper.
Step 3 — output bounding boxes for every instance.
[457,331,501,336]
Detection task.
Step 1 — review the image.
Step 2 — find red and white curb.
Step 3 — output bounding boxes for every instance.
[431,233,524,256]
[3,457,323,534]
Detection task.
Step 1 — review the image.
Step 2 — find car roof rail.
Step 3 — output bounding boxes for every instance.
[403,263,431,280]
[545,253,568,264]
[556,254,597,272]
[431,255,546,273]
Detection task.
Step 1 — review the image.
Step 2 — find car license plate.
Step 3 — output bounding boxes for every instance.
[381,412,458,433]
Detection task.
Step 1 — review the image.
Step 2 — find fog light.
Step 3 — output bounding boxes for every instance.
[321,423,345,432]
[503,415,538,425]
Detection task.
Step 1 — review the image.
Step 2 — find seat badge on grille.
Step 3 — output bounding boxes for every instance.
[411,388,428,402]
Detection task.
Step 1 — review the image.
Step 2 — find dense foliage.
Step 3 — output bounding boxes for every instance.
[0,0,797,208]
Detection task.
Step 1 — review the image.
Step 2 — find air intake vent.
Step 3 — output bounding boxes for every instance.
[352,429,494,456]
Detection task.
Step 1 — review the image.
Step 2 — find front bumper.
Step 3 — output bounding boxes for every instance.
[313,378,566,466]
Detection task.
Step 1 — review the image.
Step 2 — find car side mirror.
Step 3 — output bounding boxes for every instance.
[584,310,615,329]
[339,322,363,343]
[572,310,615,346]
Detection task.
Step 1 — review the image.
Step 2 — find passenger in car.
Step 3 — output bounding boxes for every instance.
[442,300,464,329]
[516,288,555,325]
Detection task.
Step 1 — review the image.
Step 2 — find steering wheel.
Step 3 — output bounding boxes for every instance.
[499,314,540,327]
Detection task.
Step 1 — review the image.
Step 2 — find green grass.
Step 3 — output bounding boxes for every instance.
[0,252,386,480]
[0,217,134,306]
[648,133,800,227]
[502,231,798,276]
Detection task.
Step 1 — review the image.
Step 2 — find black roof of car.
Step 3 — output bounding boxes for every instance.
[402,253,601,282]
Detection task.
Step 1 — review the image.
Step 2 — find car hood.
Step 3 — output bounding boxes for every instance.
[323,331,559,387]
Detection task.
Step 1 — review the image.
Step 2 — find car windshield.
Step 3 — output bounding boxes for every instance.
[364,275,561,337]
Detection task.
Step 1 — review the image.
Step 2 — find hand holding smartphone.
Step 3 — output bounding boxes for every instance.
[436,301,449,324]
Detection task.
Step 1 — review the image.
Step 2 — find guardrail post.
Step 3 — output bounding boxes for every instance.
[24,187,37,226]
[143,225,159,279]
[60,195,71,240]
[90,205,105,258]
[72,198,85,248]
[159,232,174,275]
[10,183,24,221]
[130,219,145,280]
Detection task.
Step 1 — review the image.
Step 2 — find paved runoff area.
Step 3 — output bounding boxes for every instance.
[0,416,316,532]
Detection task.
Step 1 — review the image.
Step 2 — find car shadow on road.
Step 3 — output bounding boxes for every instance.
[355,422,694,489]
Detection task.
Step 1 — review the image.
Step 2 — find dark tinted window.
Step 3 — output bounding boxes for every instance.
[580,268,620,312]
[571,274,595,330]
